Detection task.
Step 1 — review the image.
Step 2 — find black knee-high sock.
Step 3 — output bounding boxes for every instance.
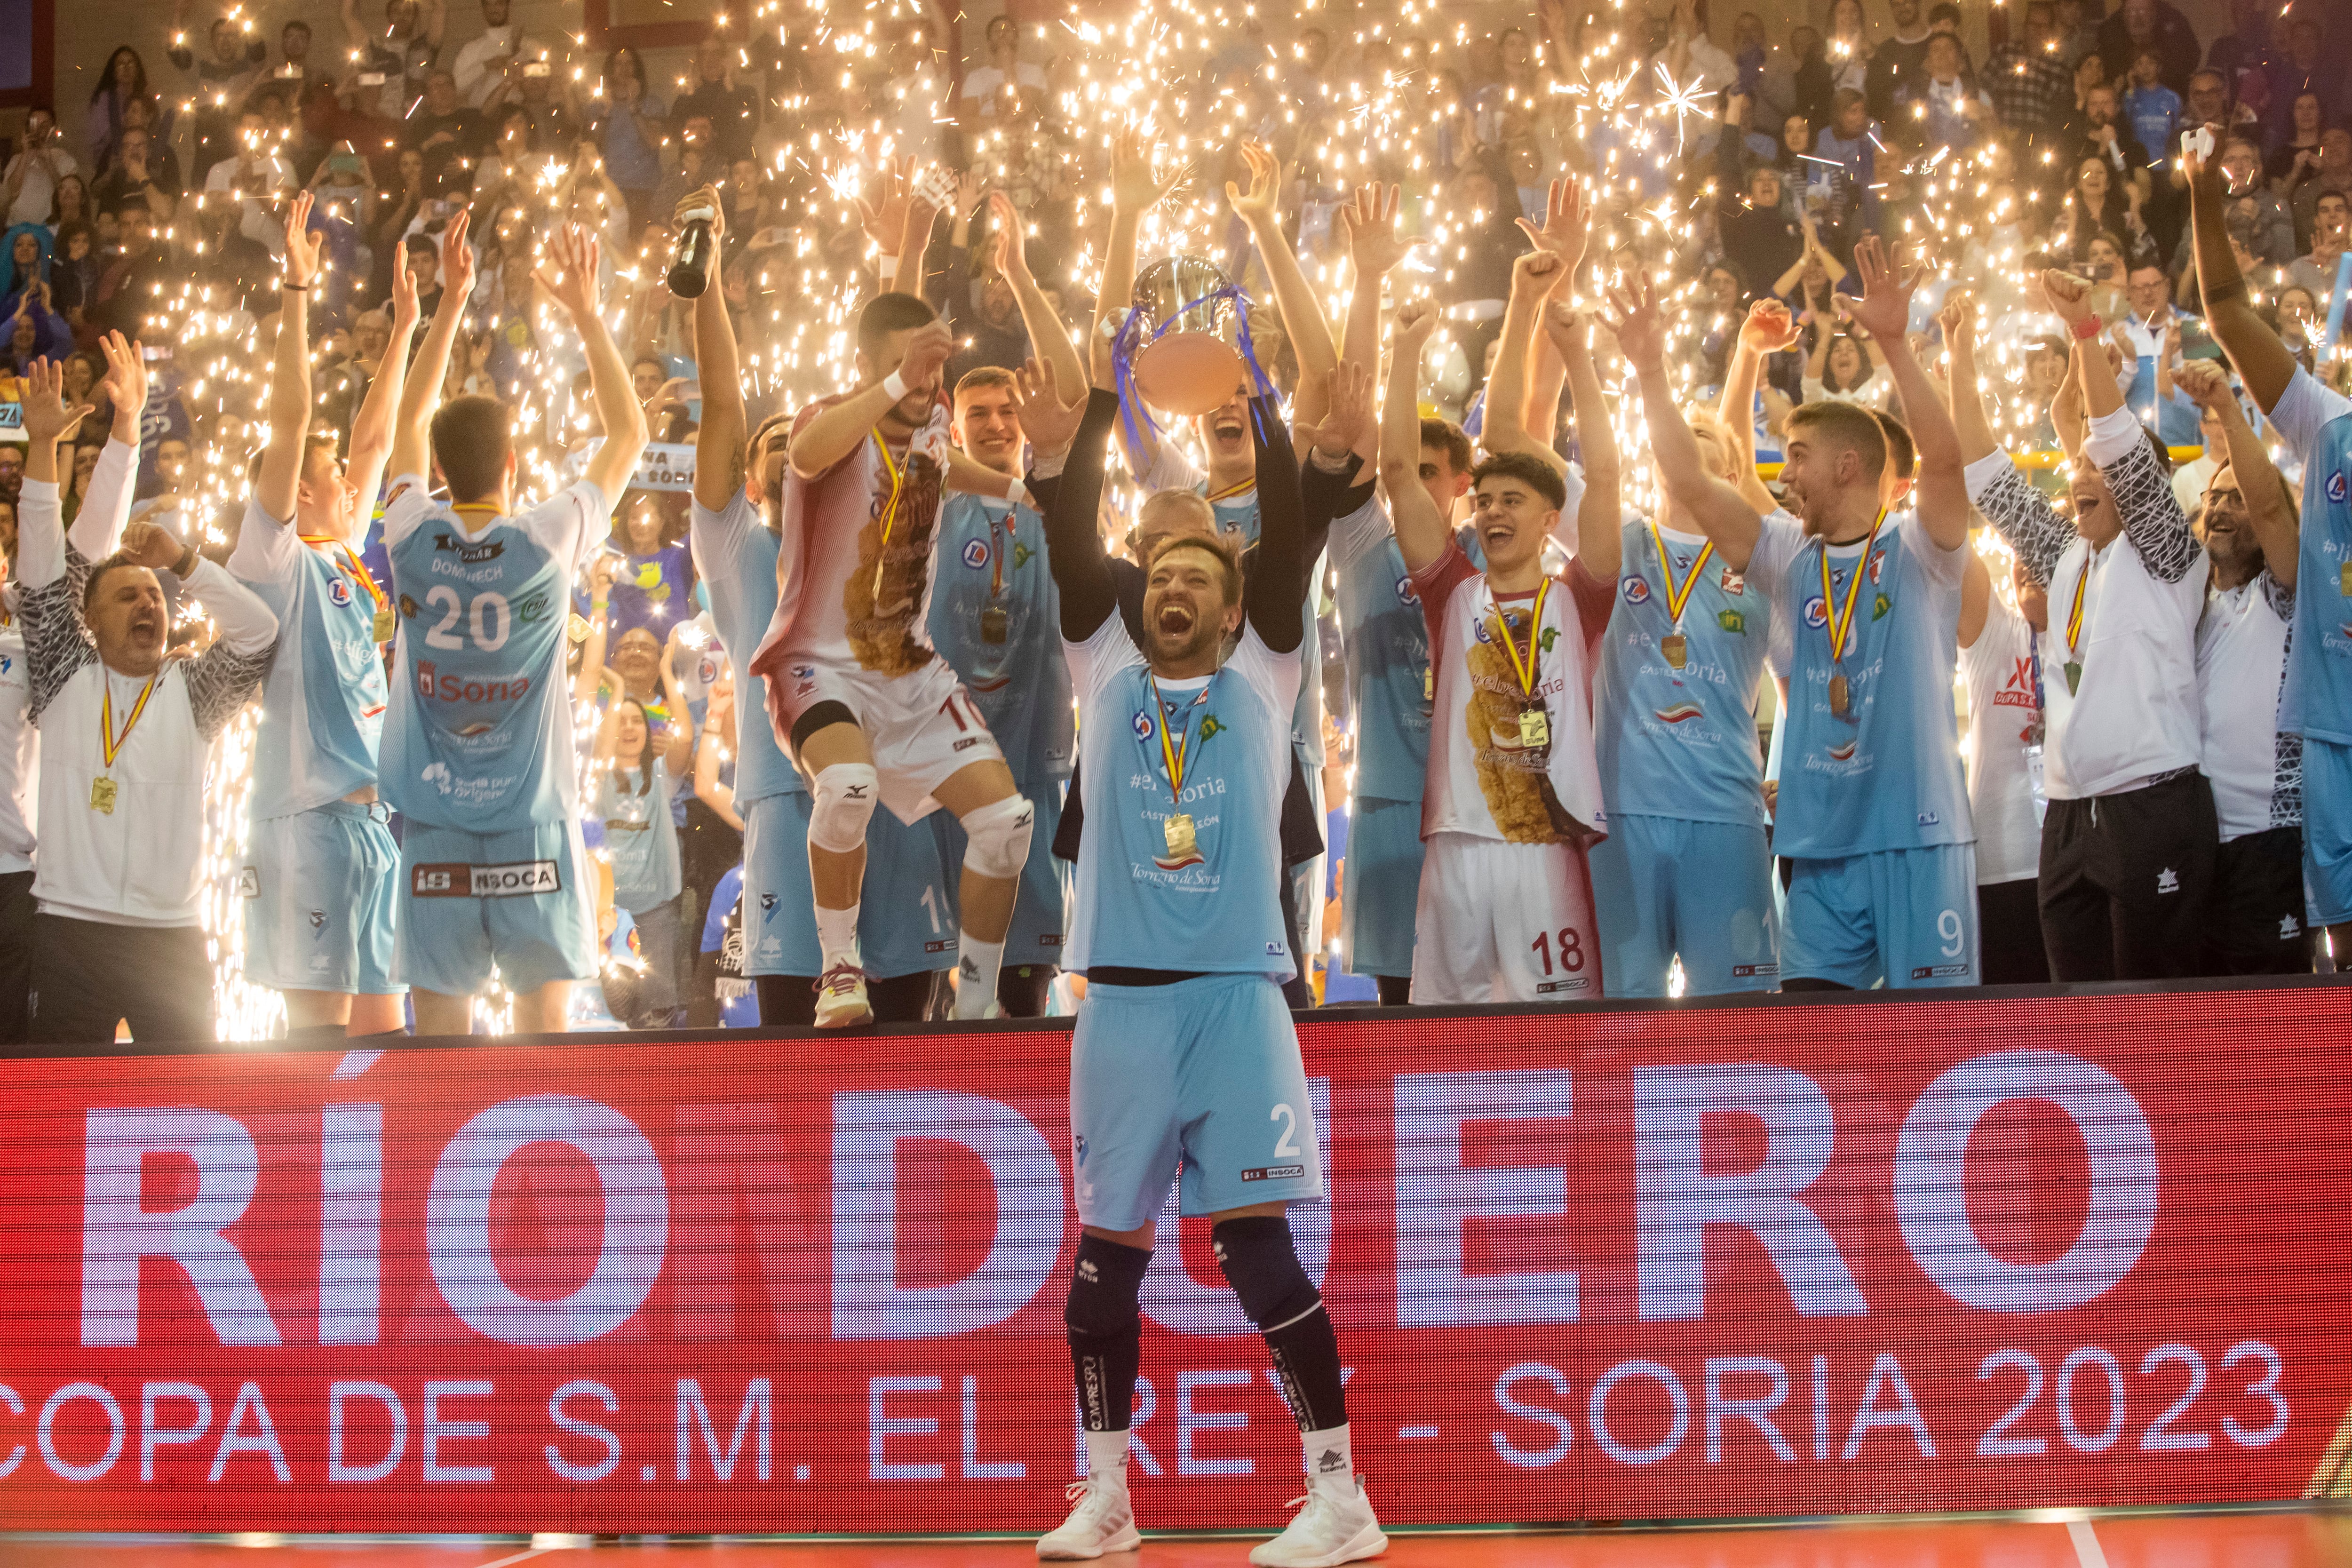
[1213,1214,1348,1431]
[1065,1234,1152,1431]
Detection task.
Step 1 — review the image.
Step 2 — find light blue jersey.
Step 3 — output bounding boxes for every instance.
[1065,616,1299,977]
[1747,510,1973,859]
[2269,370,2352,748]
[1594,517,1770,828]
[594,757,683,911]
[1330,493,1430,803]
[689,491,799,804]
[227,497,391,819]
[927,492,1073,784]
[381,475,614,830]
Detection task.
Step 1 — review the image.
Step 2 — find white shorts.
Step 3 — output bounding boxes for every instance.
[1411,830,1602,1003]
[782,654,1004,825]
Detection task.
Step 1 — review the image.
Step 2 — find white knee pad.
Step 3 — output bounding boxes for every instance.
[960,793,1035,881]
[808,764,880,855]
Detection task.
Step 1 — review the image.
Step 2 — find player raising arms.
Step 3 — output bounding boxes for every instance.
[746,203,1035,1030]
[379,214,649,1036]
[233,192,422,1040]
[1621,238,1981,989]
[1026,360,1384,1561]
[1381,255,1619,1004]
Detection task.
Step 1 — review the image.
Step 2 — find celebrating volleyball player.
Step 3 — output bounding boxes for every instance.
[681,185,962,1025]
[1381,260,1617,1004]
[1623,239,1981,989]
[233,193,422,1039]
[380,213,648,1035]
[745,231,1035,1030]
[1028,351,1383,1560]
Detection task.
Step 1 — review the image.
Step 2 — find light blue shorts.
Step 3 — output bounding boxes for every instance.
[1069,974,1323,1232]
[1589,814,1780,996]
[243,801,402,996]
[1782,843,1981,989]
[1341,796,1425,979]
[739,789,960,979]
[939,778,1070,968]
[2302,737,2352,928]
[393,819,598,996]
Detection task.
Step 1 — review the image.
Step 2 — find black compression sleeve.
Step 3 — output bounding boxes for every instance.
[1243,393,1305,654]
[1046,390,1122,642]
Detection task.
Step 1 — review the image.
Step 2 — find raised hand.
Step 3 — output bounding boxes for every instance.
[854,157,913,250]
[1513,175,1592,280]
[953,167,985,223]
[1937,287,1975,350]
[2038,267,2096,329]
[1511,247,1569,300]
[1740,297,1802,354]
[1339,182,1411,279]
[1008,355,1086,458]
[1598,270,1667,369]
[120,518,186,572]
[1843,235,1923,342]
[1540,299,1591,364]
[987,189,1032,281]
[283,190,325,288]
[439,208,476,304]
[1391,295,1440,353]
[18,358,83,446]
[534,223,605,323]
[894,317,956,389]
[390,240,420,330]
[1294,360,1375,461]
[1110,126,1184,215]
[97,331,149,423]
[676,180,726,239]
[1225,140,1284,229]
[2172,356,2232,409]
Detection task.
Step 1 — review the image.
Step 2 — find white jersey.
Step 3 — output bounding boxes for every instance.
[1959,596,2043,884]
[0,603,32,876]
[1413,539,1611,847]
[2197,570,2296,842]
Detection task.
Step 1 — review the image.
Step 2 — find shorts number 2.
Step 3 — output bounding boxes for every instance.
[1271,1103,1301,1158]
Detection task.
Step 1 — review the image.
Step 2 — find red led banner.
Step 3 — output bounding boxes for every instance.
[2,984,2350,1533]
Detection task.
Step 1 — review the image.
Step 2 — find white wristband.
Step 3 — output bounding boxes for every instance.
[1004,478,1031,510]
[876,257,899,282]
[881,369,910,401]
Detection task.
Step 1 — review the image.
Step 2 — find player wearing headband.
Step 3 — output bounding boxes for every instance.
[1026,349,1384,1563]
[379,214,648,1035]
[1625,239,1980,989]
[234,194,421,1039]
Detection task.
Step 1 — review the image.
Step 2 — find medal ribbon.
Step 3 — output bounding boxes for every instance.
[869,429,906,596]
[1144,672,1214,811]
[988,508,1007,599]
[2064,553,2090,659]
[1205,475,1255,504]
[299,531,389,619]
[1817,508,1888,665]
[100,672,161,771]
[1648,525,1714,631]
[1490,578,1552,698]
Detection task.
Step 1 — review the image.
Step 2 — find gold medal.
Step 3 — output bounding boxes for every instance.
[2065,660,2082,695]
[980,605,1008,645]
[1422,665,1434,703]
[2340,561,2351,597]
[89,776,118,814]
[1163,812,1198,860]
[1661,633,1687,669]
[1518,705,1550,748]
[1817,515,1885,730]
[1828,672,1850,717]
[1648,525,1712,679]
[373,606,396,643]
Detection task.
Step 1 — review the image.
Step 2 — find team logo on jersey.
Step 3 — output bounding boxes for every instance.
[1395,573,1419,606]
[514,592,550,623]
[432,534,505,564]
[237,867,259,898]
[1803,596,1829,629]
[1867,549,1887,584]
[0,654,11,675]
[961,538,991,570]
[2329,470,2349,503]
[1720,567,1745,595]
[1012,541,1035,568]
[1717,609,1747,634]
[1826,740,1857,761]
[1621,576,1652,605]
[308,908,327,932]
[1873,592,1891,621]
[1653,703,1705,724]
[790,663,815,679]
[398,594,419,618]
[698,656,719,684]
[1132,708,1154,740]
[759,892,778,919]
[327,578,354,608]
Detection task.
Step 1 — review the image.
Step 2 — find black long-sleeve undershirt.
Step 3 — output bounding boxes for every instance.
[1042,389,1122,644]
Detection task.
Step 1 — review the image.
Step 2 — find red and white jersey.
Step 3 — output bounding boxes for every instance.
[750,396,954,735]
[1413,537,1612,847]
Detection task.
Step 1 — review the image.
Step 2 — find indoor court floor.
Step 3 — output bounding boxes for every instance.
[8,1509,2352,1568]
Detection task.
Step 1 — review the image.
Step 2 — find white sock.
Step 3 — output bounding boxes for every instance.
[953,931,1005,1018]
[815,905,861,969]
[1301,1422,1354,1488]
[1084,1426,1131,1484]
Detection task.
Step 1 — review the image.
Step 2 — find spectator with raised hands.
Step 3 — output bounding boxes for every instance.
[14,351,277,1043]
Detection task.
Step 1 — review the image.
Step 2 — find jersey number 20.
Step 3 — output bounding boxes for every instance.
[423,586,513,652]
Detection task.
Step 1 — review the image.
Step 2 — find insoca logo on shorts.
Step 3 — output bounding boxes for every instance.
[411,860,563,898]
